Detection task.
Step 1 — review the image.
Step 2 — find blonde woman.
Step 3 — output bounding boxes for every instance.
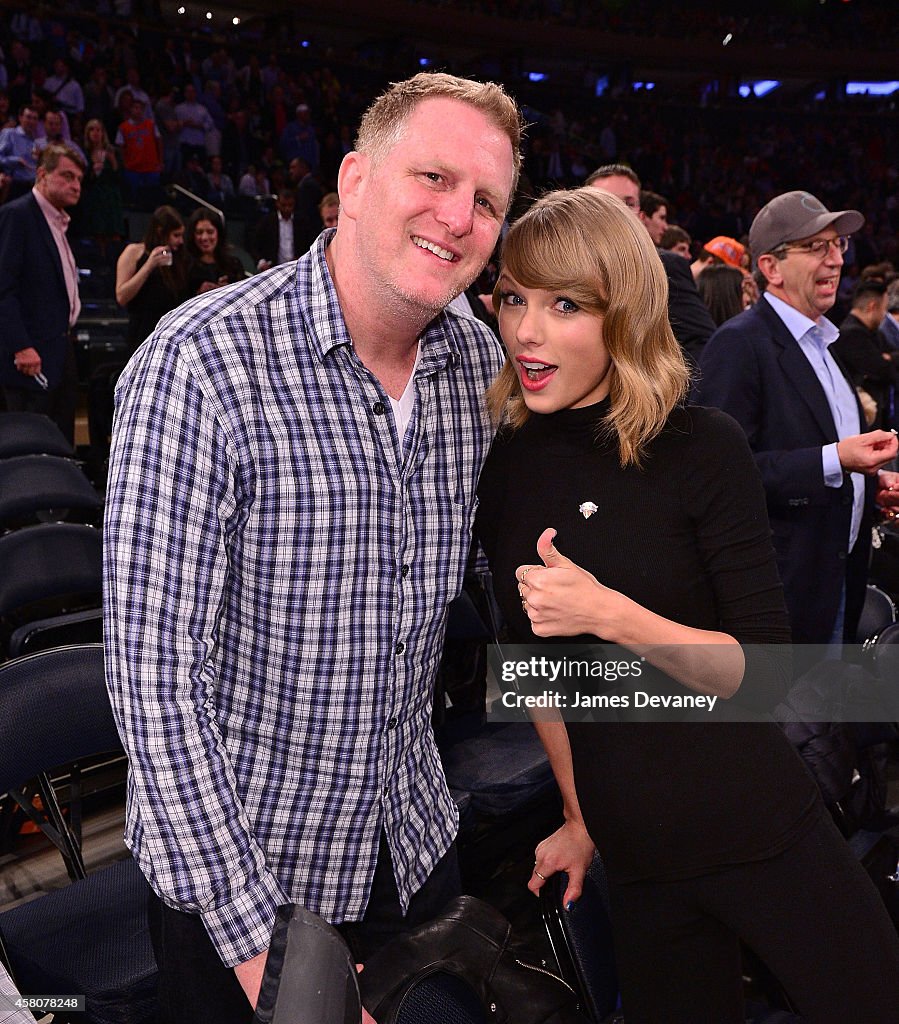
[475,188,899,1024]
[80,118,125,251]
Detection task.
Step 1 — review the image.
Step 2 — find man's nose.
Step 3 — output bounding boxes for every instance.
[435,191,474,237]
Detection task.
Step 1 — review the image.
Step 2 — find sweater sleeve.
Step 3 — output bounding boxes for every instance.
[679,406,793,711]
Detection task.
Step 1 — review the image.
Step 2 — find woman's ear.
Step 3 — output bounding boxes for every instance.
[335,151,368,222]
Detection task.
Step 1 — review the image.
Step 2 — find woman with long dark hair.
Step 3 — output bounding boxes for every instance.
[697,262,747,326]
[115,204,187,352]
[476,187,899,1024]
[184,207,245,295]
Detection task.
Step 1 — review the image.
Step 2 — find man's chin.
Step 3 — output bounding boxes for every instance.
[398,278,474,316]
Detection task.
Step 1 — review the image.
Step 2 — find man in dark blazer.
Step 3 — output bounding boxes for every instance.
[698,191,899,645]
[0,143,85,442]
[250,186,318,271]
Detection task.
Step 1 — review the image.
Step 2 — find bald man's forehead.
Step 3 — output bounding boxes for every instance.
[588,174,640,213]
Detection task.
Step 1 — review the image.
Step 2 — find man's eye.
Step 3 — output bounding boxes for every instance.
[476,196,495,215]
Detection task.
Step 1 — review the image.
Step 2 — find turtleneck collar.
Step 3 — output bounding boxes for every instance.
[520,395,614,455]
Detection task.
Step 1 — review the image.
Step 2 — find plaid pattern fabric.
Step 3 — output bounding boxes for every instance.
[103,234,503,966]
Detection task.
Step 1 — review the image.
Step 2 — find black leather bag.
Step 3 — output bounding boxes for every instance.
[357,895,589,1024]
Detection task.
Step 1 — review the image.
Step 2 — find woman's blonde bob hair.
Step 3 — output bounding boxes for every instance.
[487,187,689,467]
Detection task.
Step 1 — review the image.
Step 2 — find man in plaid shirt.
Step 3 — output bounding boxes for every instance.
[104,72,521,1023]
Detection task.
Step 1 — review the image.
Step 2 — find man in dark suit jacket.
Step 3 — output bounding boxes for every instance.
[832,279,897,430]
[698,191,899,645]
[250,187,318,270]
[585,164,715,367]
[0,143,85,442]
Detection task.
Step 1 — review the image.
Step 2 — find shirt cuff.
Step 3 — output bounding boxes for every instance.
[822,443,843,488]
[200,872,289,967]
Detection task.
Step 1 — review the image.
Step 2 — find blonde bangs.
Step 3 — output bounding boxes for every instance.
[489,188,689,462]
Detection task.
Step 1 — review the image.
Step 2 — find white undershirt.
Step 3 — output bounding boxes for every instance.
[388,341,422,441]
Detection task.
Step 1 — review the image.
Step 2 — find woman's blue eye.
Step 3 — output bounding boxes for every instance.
[557,298,579,313]
[499,291,523,306]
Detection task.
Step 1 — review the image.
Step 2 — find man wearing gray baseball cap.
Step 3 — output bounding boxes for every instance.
[698,190,899,646]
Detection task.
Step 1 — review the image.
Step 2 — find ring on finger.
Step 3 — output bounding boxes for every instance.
[533,868,546,880]
[519,567,533,584]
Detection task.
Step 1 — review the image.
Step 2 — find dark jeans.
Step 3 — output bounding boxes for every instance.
[148,834,461,1024]
[2,339,78,446]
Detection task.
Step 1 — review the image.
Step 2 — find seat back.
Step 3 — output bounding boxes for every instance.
[0,455,103,529]
[0,413,75,459]
[857,584,897,646]
[8,608,104,659]
[541,854,618,1023]
[253,904,361,1024]
[0,645,120,792]
[0,523,102,620]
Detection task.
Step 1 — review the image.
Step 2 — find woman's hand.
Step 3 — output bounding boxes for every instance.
[197,279,220,293]
[148,245,173,270]
[516,528,629,640]
[528,818,596,907]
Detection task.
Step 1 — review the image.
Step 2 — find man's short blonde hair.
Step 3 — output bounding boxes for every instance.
[355,72,523,195]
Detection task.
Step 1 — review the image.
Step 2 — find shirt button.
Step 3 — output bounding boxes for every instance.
[387,716,398,729]
[395,641,406,655]
[401,564,410,578]
[372,401,385,415]
[837,550,847,560]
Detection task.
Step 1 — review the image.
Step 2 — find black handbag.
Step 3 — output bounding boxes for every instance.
[357,895,589,1024]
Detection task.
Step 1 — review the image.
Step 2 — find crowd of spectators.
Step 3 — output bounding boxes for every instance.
[412,0,895,51]
[1,0,898,291]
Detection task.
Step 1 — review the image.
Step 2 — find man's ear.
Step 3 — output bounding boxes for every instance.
[756,253,781,289]
[336,151,369,222]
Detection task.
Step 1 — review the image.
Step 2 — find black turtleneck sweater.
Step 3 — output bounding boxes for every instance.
[476,399,822,883]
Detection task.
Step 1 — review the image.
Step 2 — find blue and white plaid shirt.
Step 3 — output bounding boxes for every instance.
[103,232,503,966]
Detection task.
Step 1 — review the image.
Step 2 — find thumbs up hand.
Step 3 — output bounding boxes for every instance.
[515,528,626,639]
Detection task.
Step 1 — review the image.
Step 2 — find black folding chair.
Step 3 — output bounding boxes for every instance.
[540,854,619,1023]
[0,523,103,659]
[857,583,897,649]
[0,413,75,460]
[0,645,157,1024]
[0,455,103,530]
[8,607,104,659]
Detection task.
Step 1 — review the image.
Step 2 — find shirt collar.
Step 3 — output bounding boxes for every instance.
[32,185,71,231]
[302,230,458,373]
[764,291,838,347]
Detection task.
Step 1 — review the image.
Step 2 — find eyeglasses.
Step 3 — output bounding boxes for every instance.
[773,236,849,259]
